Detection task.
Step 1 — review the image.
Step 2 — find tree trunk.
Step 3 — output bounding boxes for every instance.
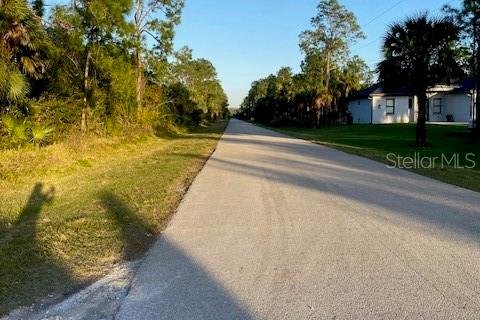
[325,53,330,95]
[135,47,143,112]
[416,91,427,147]
[134,0,144,115]
[81,48,91,133]
[474,7,480,138]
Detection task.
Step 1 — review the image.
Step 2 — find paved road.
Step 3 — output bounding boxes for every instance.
[116,119,480,320]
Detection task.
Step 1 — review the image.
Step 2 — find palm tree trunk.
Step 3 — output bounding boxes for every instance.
[81,48,92,133]
[475,8,480,138]
[325,53,330,93]
[416,91,427,147]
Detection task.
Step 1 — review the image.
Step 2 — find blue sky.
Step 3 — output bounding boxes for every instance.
[174,0,462,108]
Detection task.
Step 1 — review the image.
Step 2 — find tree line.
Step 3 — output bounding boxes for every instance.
[238,0,480,146]
[237,0,371,127]
[0,0,229,149]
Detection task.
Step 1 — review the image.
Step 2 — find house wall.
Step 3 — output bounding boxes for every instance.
[427,92,471,122]
[371,96,411,124]
[471,91,477,128]
[410,96,418,123]
[444,94,471,122]
[427,92,446,122]
[347,91,471,125]
[348,99,371,124]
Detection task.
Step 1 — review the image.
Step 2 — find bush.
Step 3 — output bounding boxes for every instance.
[30,97,82,139]
[0,116,53,149]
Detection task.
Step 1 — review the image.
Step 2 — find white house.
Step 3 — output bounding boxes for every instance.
[348,80,474,124]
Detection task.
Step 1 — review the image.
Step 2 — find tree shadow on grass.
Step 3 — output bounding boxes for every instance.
[0,182,78,315]
[2,185,253,318]
[98,191,156,261]
[1,188,160,317]
[153,120,228,142]
[16,183,55,225]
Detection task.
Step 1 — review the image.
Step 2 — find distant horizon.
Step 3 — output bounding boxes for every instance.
[174,0,461,108]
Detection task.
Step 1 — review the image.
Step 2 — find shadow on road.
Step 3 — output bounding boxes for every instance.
[2,186,253,319]
[214,120,480,243]
[116,237,255,320]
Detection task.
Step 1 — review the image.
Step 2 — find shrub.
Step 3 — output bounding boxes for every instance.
[0,116,53,149]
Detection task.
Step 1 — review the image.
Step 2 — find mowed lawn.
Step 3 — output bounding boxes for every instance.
[0,120,227,315]
[269,124,480,192]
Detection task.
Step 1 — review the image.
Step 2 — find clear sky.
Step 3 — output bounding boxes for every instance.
[173,0,462,108]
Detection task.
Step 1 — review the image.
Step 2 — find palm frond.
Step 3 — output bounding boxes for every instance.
[30,125,53,144]
[7,70,30,102]
[1,116,29,145]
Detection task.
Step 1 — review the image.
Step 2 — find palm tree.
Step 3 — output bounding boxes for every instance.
[0,0,49,109]
[0,0,48,80]
[378,13,463,146]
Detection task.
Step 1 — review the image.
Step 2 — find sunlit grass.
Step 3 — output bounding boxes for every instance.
[0,120,227,315]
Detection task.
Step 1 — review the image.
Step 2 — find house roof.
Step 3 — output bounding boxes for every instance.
[349,78,475,100]
[349,83,413,100]
[451,78,475,94]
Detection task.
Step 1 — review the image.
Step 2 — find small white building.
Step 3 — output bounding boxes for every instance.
[348,80,474,124]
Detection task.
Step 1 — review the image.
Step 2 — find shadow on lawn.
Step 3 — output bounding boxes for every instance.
[0,183,78,315]
[2,187,255,318]
[16,182,55,225]
[153,120,228,140]
[98,191,156,261]
[1,186,157,315]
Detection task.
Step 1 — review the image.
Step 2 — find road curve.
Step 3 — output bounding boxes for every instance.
[116,119,480,320]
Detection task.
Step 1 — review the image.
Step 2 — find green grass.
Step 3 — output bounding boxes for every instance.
[266,123,480,192]
[0,120,227,315]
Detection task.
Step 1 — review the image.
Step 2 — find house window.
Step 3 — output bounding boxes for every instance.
[408,98,413,109]
[433,98,442,114]
[386,98,395,115]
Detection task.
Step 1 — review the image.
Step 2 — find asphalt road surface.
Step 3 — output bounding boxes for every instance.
[116,119,480,320]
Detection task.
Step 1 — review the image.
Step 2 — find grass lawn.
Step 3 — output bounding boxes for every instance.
[266,123,480,192]
[0,120,227,315]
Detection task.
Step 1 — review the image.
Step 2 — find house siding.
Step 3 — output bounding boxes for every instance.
[372,96,411,124]
[426,93,471,122]
[348,99,371,123]
[348,83,472,124]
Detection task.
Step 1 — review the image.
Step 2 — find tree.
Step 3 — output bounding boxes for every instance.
[239,1,369,127]
[239,57,371,127]
[73,0,132,131]
[0,0,50,111]
[238,78,269,121]
[0,0,228,150]
[31,0,44,18]
[299,0,364,95]
[133,0,183,111]
[299,52,329,126]
[170,47,228,121]
[336,56,372,113]
[443,1,480,137]
[378,14,463,146]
